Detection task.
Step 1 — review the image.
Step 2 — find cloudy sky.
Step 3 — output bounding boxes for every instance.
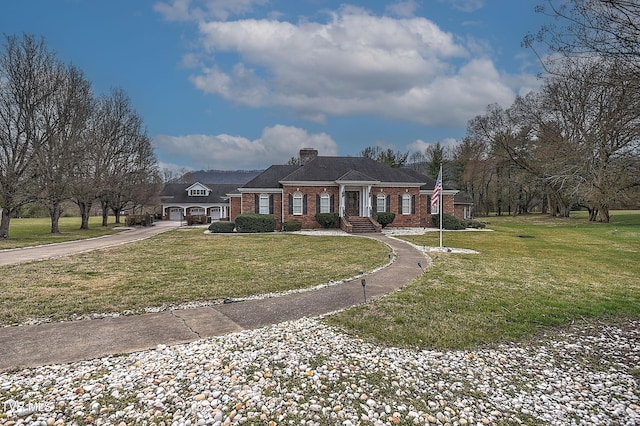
[2,0,548,173]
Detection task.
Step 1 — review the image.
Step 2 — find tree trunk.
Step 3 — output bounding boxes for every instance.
[101,199,109,227]
[114,208,122,224]
[49,203,62,234]
[598,205,610,223]
[78,200,92,230]
[0,208,11,239]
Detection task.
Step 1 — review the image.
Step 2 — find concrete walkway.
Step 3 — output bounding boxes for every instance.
[0,225,429,371]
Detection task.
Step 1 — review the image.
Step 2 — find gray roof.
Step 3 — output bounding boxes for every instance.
[283,156,424,184]
[454,193,474,205]
[242,165,301,189]
[241,156,426,189]
[160,183,240,203]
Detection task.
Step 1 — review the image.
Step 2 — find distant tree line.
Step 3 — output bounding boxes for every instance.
[0,34,160,238]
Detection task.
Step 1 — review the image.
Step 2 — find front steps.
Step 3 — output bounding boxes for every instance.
[345,216,381,233]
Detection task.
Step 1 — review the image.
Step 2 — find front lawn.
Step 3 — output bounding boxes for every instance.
[325,211,640,350]
[0,230,390,325]
[0,216,122,249]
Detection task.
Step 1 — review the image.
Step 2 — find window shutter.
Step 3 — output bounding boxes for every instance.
[303,194,308,214]
[427,196,431,214]
[412,195,416,214]
[269,195,274,214]
[254,194,259,214]
[330,194,335,212]
[372,195,377,212]
[316,194,320,214]
[386,195,390,212]
[288,194,293,215]
[398,195,403,214]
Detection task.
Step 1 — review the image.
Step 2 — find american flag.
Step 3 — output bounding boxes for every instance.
[431,168,442,212]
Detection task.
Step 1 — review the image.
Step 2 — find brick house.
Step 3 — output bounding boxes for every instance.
[229,148,462,232]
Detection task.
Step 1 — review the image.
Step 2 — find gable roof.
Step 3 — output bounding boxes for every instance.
[241,165,301,189]
[185,182,211,192]
[336,169,378,183]
[160,182,240,203]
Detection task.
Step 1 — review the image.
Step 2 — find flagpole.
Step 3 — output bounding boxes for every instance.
[439,163,443,249]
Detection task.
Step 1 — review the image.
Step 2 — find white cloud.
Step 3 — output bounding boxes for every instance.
[407,137,460,155]
[180,6,530,128]
[386,0,419,17]
[441,0,485,13]
[152,125,338,170]
[154,0,193,21]
[154,0,267,21]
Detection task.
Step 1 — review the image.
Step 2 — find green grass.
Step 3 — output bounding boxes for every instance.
[0,216,122,249]
[325,210,640,350]
[0,229,390,325]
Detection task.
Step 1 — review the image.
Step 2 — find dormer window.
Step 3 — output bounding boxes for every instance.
[189,189,207,196]
[186,183,210,197]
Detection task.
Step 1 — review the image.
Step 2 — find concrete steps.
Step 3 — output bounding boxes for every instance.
[348,216,380,233]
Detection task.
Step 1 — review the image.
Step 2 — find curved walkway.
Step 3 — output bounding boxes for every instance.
[0,220,179,266]
[0,225,429,371]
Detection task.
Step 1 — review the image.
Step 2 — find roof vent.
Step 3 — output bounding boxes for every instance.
[299,148,318,165]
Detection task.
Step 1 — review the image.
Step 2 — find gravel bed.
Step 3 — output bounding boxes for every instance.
[1,317,638,425]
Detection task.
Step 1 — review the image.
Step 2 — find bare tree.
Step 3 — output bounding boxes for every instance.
[92,89,159,225]
[542,59,640,221]
[469,59,640,222]
[0,34,64,238]
[452,136,496,216]
[34,64,93,233]
[527,0,640,78]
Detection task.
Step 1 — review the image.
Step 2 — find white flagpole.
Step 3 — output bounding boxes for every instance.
[439,163,443,249]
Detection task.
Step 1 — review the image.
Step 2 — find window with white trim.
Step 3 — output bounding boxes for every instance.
[376,193,386,213]
[402,193,411,215]
[293,192,303,215]
[431,197,439,215]
[259,193,270,214]
[320,192,330,213]
[189,189,207,196]
[190,207,205,215]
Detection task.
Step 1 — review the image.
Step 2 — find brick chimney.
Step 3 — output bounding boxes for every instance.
[299,148,318,165]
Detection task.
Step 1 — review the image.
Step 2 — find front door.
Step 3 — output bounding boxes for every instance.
[346,191,360,216]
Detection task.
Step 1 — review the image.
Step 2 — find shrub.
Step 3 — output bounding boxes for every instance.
[315,213,339,229]
[235,214,276,233]
[283,220,302,232]
[431,213,465,230]
[463,219,486,229]
[208,221,235,233]
[374,212,396,228]
[126,214,153,227]
[186,215,208,226]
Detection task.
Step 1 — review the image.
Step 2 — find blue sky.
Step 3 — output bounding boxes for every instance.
[2,0,548,173]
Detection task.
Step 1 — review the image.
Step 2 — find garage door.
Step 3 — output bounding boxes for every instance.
[169,208,182,220]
